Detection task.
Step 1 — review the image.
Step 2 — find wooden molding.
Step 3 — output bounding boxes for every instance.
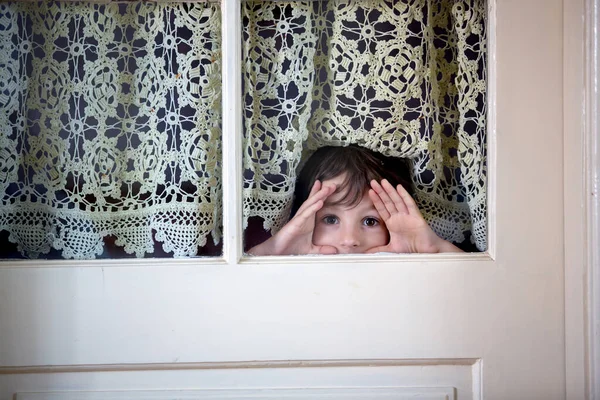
[565,0,600,398]
[15,387,456,400]
[584,0,600,398]
[0,358,480,375]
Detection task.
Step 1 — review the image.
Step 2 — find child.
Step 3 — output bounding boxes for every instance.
[248,145,463,255]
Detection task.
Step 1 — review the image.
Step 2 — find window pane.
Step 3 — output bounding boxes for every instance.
[0,1,223,259]
[242,0,486,255]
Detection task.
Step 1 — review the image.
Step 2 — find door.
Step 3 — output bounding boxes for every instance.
[0,0,580,399]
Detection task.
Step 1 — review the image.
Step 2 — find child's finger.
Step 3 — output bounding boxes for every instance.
[381,179,408,214]
[370,180,399,214]
[295,180,321,215]
[294,198,324,224]
[368,188,391,220]
[308,179,321,197]
[295,182,333,216]
[396,184,421,215]
[314,245,337,255]
[365,245,390,254]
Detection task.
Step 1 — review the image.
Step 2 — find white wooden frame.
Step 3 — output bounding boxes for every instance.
[221,0,244,264]
[228,0,495,266]
[584,0,600,397]
[0,0,491,268]
[13,387,458,400]
[565,0,599,398]
[586,1,600,397]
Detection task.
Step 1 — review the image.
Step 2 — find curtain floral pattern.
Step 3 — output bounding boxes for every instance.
[242,0,487,251]
[0,1,222,258]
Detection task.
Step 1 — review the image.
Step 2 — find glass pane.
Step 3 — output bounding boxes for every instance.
[242,0,486,256]
[0,1,222,259]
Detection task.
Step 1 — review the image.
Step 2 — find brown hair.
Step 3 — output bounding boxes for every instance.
[290,145,413,217]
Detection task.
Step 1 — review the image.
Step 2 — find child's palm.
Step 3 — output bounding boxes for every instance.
[382,212,440,253]
[247,181,337,256]
[366,180,443,254]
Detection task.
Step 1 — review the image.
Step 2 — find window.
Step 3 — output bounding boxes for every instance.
[241,0,487,255]
[0,1,223,259]
[0,0,486,261]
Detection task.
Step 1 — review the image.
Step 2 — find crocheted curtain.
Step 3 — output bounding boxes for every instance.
[0,2,222,258]
[242,0,487,251]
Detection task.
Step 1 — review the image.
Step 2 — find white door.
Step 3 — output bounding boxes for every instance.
[0,0,585,399]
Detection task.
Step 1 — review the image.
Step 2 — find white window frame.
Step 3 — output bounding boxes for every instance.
[222,0,495,267]
[0,0,494,266]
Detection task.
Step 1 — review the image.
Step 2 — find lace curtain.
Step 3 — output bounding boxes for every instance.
[0,2,222,258]
[0,0,486,259]
[242,0,487,251]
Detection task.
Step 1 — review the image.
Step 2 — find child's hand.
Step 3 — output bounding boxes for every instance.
[247,180,338,256]
[366,179,463,254]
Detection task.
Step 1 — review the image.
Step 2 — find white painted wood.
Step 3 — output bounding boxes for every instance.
[221,0,244,264]
[15,387,455,400]
[485,0,497,261]
[0,1,590,400]
[586,2,600,398]
[0,362,475,400]
[565,0,600,398]
[564,0,588,399]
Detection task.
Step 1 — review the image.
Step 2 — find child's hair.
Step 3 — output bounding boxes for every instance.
[290,145,414,217]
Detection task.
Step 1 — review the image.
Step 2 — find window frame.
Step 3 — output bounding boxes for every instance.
[228,0,494,266]
[0,0,494,267]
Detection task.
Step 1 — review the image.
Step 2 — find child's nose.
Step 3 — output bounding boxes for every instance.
[339,225,360,247]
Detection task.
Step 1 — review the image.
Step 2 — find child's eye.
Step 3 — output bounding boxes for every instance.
[322,215,339,225]
[362,217,380,227]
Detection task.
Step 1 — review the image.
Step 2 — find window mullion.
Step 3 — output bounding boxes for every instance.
[221,0,244,264]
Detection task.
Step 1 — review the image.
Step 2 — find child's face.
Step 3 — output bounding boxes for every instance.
[312,175,389,254]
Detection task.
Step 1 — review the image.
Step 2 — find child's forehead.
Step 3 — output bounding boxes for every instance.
[323,188,375,210]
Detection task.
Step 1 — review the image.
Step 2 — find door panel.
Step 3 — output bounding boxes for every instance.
[0,0,573,399]
[1,363,475,399]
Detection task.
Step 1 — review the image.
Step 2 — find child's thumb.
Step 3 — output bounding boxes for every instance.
[364,246,388,254]
[317,245,337,255]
